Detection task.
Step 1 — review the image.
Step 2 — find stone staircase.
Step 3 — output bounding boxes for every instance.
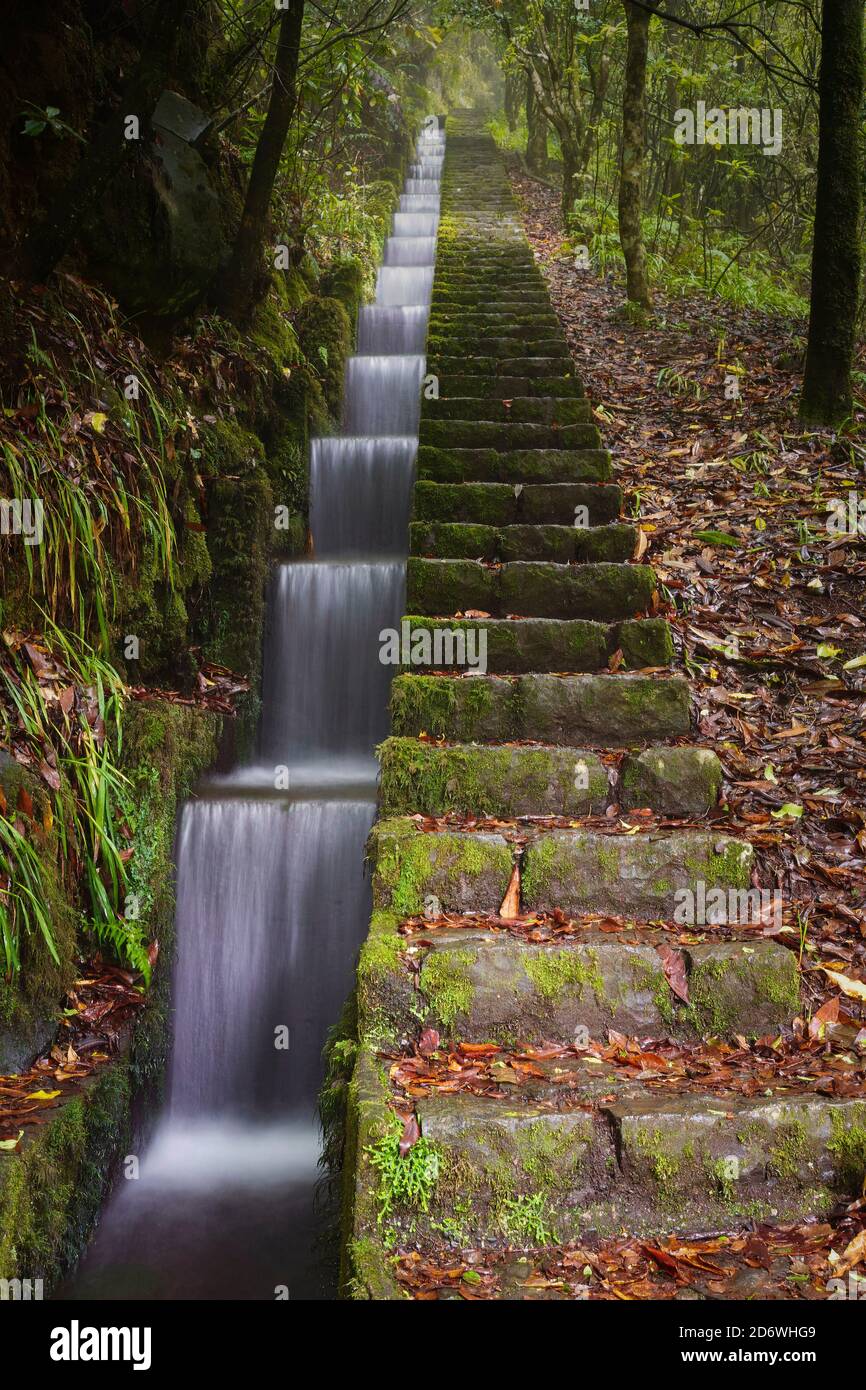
[340,113,866,1300]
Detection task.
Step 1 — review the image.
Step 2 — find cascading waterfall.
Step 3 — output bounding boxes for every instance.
[64,122,443,1302]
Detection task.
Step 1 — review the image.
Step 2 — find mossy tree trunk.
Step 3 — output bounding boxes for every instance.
[18,0,196,282]
[504,71,520,132]
[800,0,864,427]
[219,0,306,324]
[618,0,652,309]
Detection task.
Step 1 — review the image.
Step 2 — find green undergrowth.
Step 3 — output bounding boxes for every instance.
[365,1112,442,1224]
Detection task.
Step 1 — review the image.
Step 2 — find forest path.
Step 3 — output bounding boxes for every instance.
[342,113,866,1302]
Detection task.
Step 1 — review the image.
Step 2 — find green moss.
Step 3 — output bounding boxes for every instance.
[768,1119,809,1184]
[0,1060,131,1286]
[370,818,511,917]
[419,950,475,1030]
[523,949,604,1003]
[828,1106,866,1192]
[294,295,351,417]
[519,832,560,903]
[631,956,677,1029]
[358,925,406,990]
[320,259,365,341]
[633,1126,685,1212]
[686,957,737,1037]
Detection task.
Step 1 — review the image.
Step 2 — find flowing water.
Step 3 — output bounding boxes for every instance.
[63,124,443,1302]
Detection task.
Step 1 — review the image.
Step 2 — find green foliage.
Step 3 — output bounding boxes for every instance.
[365,1114,441,1221]
[499,1190,556,1245]
[0,623,150,981]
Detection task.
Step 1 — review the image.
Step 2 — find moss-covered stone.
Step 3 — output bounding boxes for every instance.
[368,817,513,916]
[413,480,621,525]
[378,737,609,817]
[294,294,351,417]
[686,941,799,1039]
[620,746,722,817]
[419,420,598,451]
[422,397,592,425]
[614,618,675,669]
[398,617,608,674]
[406,558,656,621]
[522,829,753,919]
[0,1059,132,1286]
[391,672,690,745]
[320,258,366,340]
[416,447,613,486]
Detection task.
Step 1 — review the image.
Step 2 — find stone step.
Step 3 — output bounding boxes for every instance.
[522,828,754,920]
[431,293,553,308]
[426,337,569,360]
[359,919,796,1044]
[428,357,578,378]
[368,819,752,921]
[413,480,621,526]
[417,448,612,485]
[406,558,657,620]
[432,275,548,290]
[419,422,596,451]
[390,672,690,744]
[349,1050,865,1254]
[437,376,583,399]
[423,398,593,425]
[378,738,721,818]
[429,322,565,342]
[396,616,674,673]
[428,312,561,331]
[409,521,636,565]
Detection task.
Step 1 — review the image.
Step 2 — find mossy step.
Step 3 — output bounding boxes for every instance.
[621,746,723,816]
[428,321,564,341]
[522,828,752,919]
[409,521,636,565]
[436,250,536,263]
[437,376,583,400]
[417,448,611,485]
[390,672,690,744]
[430,294,552,309]
[368,817,513,917]
[428,313,561,331]
[428,357,578,379]
[406,558,657,621]
[422,399,592,425]
[359,917,798,1046]
[426,338,568,360]
[378,738,720,819]
[413,480,620,524]
[369,818,752,920]
[378,738,609,818]
[349,1046,865,1253]
[432,274,547,289]
[419,423,597,452]
[396,616,673,673]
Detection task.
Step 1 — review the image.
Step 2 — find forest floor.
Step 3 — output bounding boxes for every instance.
[509,165,866,1035]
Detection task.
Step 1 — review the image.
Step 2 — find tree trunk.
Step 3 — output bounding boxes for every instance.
[218,0,306,323]
[800,0,863,427]
[561,137,580,222]
[618,1,652,308]
[18,0,196,281]
[525,74,548,176]
[504,72,520,132]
